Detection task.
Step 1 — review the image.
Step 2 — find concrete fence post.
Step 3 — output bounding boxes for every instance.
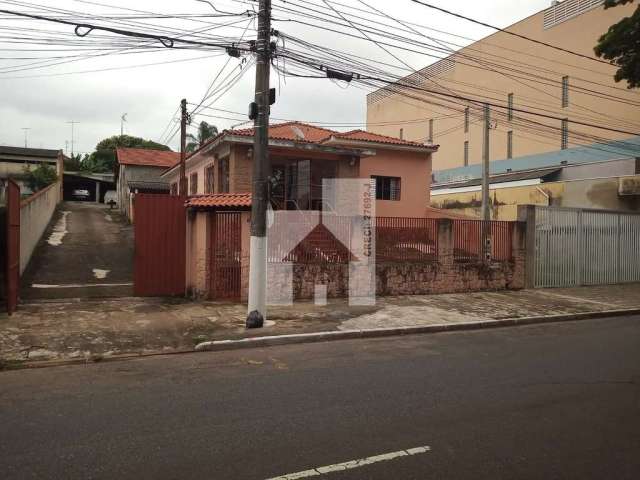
[517,204,537,288]
[437,218,454,266]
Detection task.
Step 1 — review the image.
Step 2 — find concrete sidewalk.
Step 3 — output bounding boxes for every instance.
[1,284,639,367]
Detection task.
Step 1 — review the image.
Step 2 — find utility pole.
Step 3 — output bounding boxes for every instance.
[246,0,272,329]
[481,103,491,262]
[121,113,127,136]
[481,104,491,221]
[67,121,79,157]
[21,127,30,148]
[179,99,188,196]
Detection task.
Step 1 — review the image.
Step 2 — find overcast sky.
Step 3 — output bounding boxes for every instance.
[0,0,552,155]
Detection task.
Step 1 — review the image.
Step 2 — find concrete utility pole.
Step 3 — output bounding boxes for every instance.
[246,0,272,329]
[67,121,79,157]
[179,99,188,196]
[481,103,490,221]
[21,128,30,148]
[481,103,491,262]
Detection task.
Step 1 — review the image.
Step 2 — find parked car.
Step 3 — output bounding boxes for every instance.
[103,190,117,207]
[72,189,91,201]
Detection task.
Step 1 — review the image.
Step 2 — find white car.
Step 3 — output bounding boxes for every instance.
[103,190,117,206]
[72,189,91,200]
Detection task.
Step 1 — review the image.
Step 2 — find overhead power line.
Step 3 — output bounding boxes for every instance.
[408,0,613,66]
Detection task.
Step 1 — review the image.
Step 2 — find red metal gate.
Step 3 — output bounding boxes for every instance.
[5,180,20,315]
[210,212,242,300]
[134,194,186,297]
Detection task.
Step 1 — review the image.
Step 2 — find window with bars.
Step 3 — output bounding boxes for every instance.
[170,182,178,196]
[218,157,229,193]
[464,107,469,133]
[507,131,513,159]
[205,164,215,194]
[399,128,404,140]
[464,141,469,166]
[561,118,569,150]
[507,93,514,121]
[428,119,434,143]
[372,176,401,201]
[562,76,569,108]
[190,173,198,195]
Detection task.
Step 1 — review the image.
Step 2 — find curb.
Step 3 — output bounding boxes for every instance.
[195,307,640,352]
[4,308,639,371]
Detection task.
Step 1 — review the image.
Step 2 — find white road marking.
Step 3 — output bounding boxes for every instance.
[265,445,431,479]
[31,282,133,289]
[92,269,110,279]
[47,211,70,246]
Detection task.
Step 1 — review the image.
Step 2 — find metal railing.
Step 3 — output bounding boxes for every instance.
[452,219,514,262]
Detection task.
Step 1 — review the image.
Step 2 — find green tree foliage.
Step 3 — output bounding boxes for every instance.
[23,163,58,193]
[186,121,218,153]
[63,153,86,171]
[85,135,171,173]
[594,0,640,88]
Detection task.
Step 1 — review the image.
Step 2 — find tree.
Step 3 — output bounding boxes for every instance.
[186,121,218,153]
[85,135,171,173]
[63,153,85,172]
[594,0,640,89]
[24,163,58,193]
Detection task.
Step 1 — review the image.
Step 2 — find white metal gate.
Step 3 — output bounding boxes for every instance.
[534,206,640,288]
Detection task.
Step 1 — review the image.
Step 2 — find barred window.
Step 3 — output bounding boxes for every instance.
[507,93,514,121]
[464,107,469,133]
[561,118,569,150]
[218,157,229,193]
[507,131,513,159]
[205,164,215,194]
[464,141,469,166]
[170,182,178,196]
[562,76,569,108]
[190,172,198,195]
[372,175,401,201]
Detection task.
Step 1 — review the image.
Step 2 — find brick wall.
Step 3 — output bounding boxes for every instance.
[253,218,526,302]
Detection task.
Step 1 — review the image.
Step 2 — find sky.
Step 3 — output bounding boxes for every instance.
[0,0,553,155]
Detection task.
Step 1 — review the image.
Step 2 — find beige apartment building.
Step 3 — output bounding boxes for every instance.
[366,0,640,174]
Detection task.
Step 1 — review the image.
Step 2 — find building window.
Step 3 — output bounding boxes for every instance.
[562,76,569,108]
[464,141,469,166]
[428,119,434,143]
[561,118,569,150]
[464,107,469,133]
[399,128,404,140]
[170,182,178,196]
[507,131,513,159]
[372,176,401,201]
[205,164,215,194]
[507,93,514,121]
[190,172,198,195]
[218,157,229,193]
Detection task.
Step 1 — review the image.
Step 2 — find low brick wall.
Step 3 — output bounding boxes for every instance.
[259,220,526,302]
[266,259,523,302]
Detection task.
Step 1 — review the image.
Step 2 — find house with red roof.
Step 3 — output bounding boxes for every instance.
[162,121,438,216]
[160,121,439,298]
[115,147,181,222]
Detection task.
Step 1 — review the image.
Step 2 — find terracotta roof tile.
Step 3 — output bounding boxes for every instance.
[332,129,433,148]
[228,122,434,149]
[230,121,336,143]
[185,193,252,209]
[116,147,181,167]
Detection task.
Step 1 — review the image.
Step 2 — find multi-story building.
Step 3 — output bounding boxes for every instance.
[366,0,640,180]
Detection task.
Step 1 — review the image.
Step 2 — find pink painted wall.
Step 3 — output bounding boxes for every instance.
[359,149,432,218]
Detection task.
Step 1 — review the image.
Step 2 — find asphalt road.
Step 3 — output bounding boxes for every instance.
[1,316,639,479]
[21,201,134,299]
